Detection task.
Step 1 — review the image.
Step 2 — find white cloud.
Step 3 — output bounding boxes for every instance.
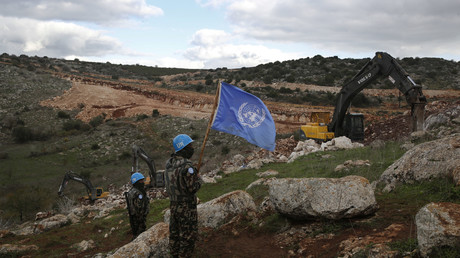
[0,17,122,57]
[183,29,300,68]
[223,0,460,59]
[190,29,231,47]
[0,0,163,24]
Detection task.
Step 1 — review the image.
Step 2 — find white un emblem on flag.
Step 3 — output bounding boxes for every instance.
[238,102,266,128]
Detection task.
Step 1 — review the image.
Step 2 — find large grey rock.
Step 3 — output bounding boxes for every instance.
[268,176,377,220]
[415,202,460,257]
[321,136,363,151]
[424,113,449,130]
[109,222,169,258]
[377,134,460,192]
[34,214,70,233]
[164,190,257,229]
[198,190,257,228]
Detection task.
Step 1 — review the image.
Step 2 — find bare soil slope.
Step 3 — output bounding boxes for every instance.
[40,74,460,137]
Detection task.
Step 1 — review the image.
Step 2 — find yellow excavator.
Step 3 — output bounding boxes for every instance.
[58,171,109,201]
[300,52,426,142]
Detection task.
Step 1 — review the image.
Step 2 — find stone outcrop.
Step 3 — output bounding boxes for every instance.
[0,244,39,255]
[377,134,460,192]
[334,159,370,172]
[71,240,95,252]
[288,137,363,163]
[109,222,169,258]
[415,202,460,257]
[164,190,257,229]
[424,105,460,131]
[12,214,70,235]
[268,176,377,220]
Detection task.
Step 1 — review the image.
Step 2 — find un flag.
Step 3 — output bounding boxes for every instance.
[211,82,276,151]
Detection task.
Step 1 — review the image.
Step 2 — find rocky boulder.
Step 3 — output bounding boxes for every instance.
[334,159,370,172]
[321,136,364,151]
[12,214,70,235]
[268,176,378,220]
[415,202,460,257]
[109,222,169,258]
[288,137,364,163]
[34,214,70,233]
[377,134,460,192]
[71,239,95,252]
[424,105,460,131]
[0,244,39,255]
[164,190,257,229]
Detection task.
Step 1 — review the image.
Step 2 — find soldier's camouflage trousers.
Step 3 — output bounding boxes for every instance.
[131,215,146,240]
[169,200,198,258]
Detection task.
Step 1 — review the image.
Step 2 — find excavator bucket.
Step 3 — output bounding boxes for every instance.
[412,103,426,132]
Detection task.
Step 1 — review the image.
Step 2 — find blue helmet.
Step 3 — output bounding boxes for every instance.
[131,172,145,184]
[173,134,194,152]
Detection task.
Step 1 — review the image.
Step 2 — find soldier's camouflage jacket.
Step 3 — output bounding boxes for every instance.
[126,186,149,218]
[165,155,201,202]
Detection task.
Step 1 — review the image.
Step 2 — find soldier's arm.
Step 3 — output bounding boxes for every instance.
[183,165,202,194]
[128,197,138,216]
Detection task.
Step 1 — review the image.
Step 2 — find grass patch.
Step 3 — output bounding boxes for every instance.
[258,213,288,233]
[388,238,417,254]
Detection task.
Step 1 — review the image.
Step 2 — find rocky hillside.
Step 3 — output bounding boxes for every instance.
[0,53,460,257]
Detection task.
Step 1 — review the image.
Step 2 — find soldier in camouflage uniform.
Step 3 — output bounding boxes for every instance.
[165,134,202,258]
[126,172,150,240]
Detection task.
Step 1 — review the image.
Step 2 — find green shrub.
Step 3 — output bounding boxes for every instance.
[221,146,230,155]
[57,111,71,119]
[12,126,33,143]
[136,114,149,121]
[63,119,87,131]
[152,109,160,117]
[89,115,104,127]
[12,126,50,143]
[91,143,100,150]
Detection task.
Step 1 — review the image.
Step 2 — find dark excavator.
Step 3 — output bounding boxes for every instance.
[58,171,109,201]
[301,52,427,141]
[131,145,165,188]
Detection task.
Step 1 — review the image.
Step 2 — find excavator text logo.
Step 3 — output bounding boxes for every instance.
[238,102,266,128]
[358,73,372,85]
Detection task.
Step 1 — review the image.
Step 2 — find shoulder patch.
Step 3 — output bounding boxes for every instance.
[138,194,143,200]
[188,167,194,174]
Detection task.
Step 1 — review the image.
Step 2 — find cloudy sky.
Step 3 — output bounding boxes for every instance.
[1,0,459,69]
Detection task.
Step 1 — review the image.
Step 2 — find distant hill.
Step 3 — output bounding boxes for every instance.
[1,52,459,91]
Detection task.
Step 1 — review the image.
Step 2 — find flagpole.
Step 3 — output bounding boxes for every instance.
[197,80,221,172]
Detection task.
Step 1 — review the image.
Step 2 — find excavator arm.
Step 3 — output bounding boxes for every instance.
[58,171,107,201]
[132,145,164,188]
[329,52,427,137]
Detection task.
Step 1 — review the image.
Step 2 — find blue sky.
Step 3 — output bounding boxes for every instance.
[1,0,460,69]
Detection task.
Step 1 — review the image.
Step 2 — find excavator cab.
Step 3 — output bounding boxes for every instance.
[84,187,109,200]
